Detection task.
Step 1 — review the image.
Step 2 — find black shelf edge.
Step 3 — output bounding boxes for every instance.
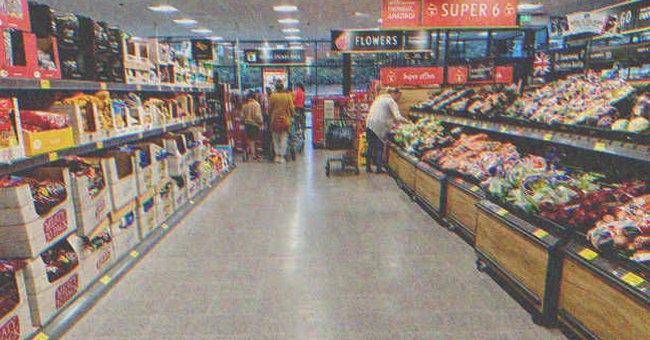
[0,78,214,93]
[411,112,650,163]
[28,167,235,340]
[0,116,219,176]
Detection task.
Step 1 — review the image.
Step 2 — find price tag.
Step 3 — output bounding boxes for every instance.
[496,208,509,217]
[190,200,195,205]
[100,275,112,285]
[40,80,51,89]
[136,85,142,91]
[621,272,645,287]
[543,134,553,141]
[47,152,58,162]
[129,250,139,258]
[163,126,168,133]
[500,126,507,133]
[138,132,144,139]
[578,248,599,261]
[100,82,107,90]
[96,141,104,149]
[161,223,169,230]
[532,229,549,239]
[594,142,606,152]
[33,333,49,340]
[516,128,523,135]
[470,186,480,193]
[454,178,463,184]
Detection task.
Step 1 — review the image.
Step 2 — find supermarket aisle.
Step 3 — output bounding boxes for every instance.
[63,148,565,339]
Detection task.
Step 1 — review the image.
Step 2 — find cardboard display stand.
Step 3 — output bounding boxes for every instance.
[0,264,35,339]
[68,218,116,284]
[136,188,157,239]
[155,179,174,228]
[109,200,140,260]
[86,154,137,211]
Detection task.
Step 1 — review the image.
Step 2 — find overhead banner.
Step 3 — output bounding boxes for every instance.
[421,0,518,27]
[380,67,444,86]
[331,30,431,52]
[244,48,306,64]
[191,39,214,60]
[382,0,422,27]
[594,1,638,34]
[566,11,608,35]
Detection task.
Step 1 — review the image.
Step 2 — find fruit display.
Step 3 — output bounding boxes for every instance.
[390,117,459,156]
[413,84,519,118]
[0,175,67,215]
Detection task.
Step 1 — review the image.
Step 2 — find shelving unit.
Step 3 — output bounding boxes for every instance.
[0,78,213,93]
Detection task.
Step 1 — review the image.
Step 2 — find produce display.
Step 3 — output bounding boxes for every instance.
[412,84,519,118]
[40,239,79,283]
[390,117,459,156]
[61,156,106,197]
[0,175,67,215]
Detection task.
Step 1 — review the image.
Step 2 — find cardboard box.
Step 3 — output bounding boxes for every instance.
[61,159,111,236]
[187,161,203,198]
[0,0,30,31]
[23,237,82,326]
[69,218,115,284]
[133,142,168,184]
[163,135,189,177]
[34,36,61,79]
[136,189,156,239]
[0,97,25,164]
[50,102,105,146]
[109,200,140,259]
[171,173,188,210]
[86,154,137,211]
[0,28,38,79]
[0,168,77,258]
[22,127,74,157]
[155,179,174,227]
[107,147,157,197]
[0,263,34,339]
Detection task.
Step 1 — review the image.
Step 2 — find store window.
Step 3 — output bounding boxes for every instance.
[491,31,526,58]
[448,31,489,62]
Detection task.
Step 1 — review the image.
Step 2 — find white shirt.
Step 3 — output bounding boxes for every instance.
[366,94,407,141]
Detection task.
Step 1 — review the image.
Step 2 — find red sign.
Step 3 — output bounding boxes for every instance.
[381,67,444,86]
[43,209,68,243]
[0,316,21,340]
[447,66,468,84]
[494,66,513,83]
[55,273,79,309]
[382,0,422,27]
[422,0,518,27]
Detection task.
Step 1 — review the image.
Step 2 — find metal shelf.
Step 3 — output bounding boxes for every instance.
[0,116,218,176]
[410,112,650,163]
[0,78,214,93]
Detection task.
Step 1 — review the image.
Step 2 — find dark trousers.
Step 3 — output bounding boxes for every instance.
[366,128,384,171]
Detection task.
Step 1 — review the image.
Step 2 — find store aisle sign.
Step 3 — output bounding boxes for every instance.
[421,0,518,27]
[447,65,512,84]
[381,67,444,86]
[244,48,306,64]
[331,30,431,52]
[382,0,422,27]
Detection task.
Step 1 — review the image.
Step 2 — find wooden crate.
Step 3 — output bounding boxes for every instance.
[109,200,140,260]
[415,164,446,214]
[558,242,650,339]
[86,154,137,211]
[23,237,82,327]
[61,161,111,237]
[446,178,485,241]
[0,264,34,339]
[136,189,157,239]
[155,179,174,227]
[395,152,417,191]
[476,201,563,325]
[0,168,77,258]
[386,144,400,175]
[69,218,116,284]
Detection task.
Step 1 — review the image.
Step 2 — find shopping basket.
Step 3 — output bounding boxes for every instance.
[324,114,360,177]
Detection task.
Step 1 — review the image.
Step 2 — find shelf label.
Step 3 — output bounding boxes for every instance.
[532,229,549,239]
[138,132,144,139]
[33,333,49,340]
[470,186,480,193]
[496,208,509,217]
[594,142,606,152]
[500,126,507,133]
[621,272,645,287]
[129,250,139,258]
[578,248,599,261]
[543,134,553,141]
[47,152,58,162]
[136,85,142,91]
[516,128,523,135]
[100,275,112,285]
[40,80,51,89]
[161,223,169,230]
[96,141,103,149]
[100,82,107,90]
[190,200,195,205]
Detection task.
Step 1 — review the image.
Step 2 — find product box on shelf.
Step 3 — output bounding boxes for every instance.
[0,28,38,79]
[51,101,104,146]
[0,261,35,340]
[171,173,189,210]
[136,188,156,239]
[123,37,156,84]
[133,142,168,184]
[155,179,174,227]
[85,154,137,211]
[68,218,115,285]
[187,161,203,198]
[23,236,82,327]
[110,102,145,136]
[116,145,159,196]
[181,127,206,162]
[0,0,30,31]
[109,200,139,259]
[27,2,54,38]
[0,97,25,164]
[34,36,61,79]
[162,134,189,177]
[22,126,74,157]
[0,167,77,259]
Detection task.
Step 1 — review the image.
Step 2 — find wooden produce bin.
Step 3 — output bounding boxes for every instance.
[414,162,447,216]
[445,177,486,243]
[61,159,111,236]
[22,127,74,157]
[86,154,137,211]
[558,241,650,339]
[475,201,563,326]
[155,179,174,227]
[51,102,105,145]
[386,143,400,176]
[0,168,77,258]
[23,237,83,327]
[136,189,157,239]
[396,151,418,193]
[0,262,35,339]
[69,218,116,284]
[110,200,140,260]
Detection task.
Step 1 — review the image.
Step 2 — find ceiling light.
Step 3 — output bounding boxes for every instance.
[285,35,301,40]
[191,28,213,34]
[173,18,198,25]
[148,5,179,13]
[355,12,369,17]
[273,5,298,13]
[282,27,300,33]
[278,18,299,25]
[518,3,543,11]
[289,45,303,50]
[209,36,224,41]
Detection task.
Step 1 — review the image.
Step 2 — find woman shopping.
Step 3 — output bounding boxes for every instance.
[242,92,264,161]
[268,81,295,163]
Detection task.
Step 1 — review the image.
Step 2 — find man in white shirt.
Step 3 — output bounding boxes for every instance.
[366,87,411,173]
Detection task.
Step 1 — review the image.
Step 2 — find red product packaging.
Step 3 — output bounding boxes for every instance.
[20,110,68,130]
[0,0,30,31]
[0,28,38,79]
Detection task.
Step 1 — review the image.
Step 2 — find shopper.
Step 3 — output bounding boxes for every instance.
[293,83,306,129]
[366,87,411,173]
[268,81,295,163]
[242,92,264,161]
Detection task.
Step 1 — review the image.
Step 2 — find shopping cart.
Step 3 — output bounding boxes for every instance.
[324,113,360,177]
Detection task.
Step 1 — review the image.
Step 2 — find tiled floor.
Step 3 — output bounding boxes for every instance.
[63,144,566,339]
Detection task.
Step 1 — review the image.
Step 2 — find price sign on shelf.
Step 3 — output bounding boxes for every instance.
[40,80,51,89]
[594,142,606,152]
[578,248,599,261]
[543,134,553,141]
[532,229,549,239]
[621,272,645,287]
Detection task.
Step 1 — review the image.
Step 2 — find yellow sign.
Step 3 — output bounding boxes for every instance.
[621,272,645,287]
[100,275,112,284]
[594,142,606,152]
[496,208,509,217]
[47,152,59,162]
[96,141,104,149]
[578,248,599,261]
[100,82,108,90]
[543,134,553,141]
[130,250,139,258]
[532,229,549,239]
[40,80,51,89]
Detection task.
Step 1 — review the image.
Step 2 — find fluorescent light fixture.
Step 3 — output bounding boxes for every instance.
[289,45,303,50]
[209,36,224,41]
[282,27,300,33]
[173,18,198,25]
[518,3,543,11]
[285,35,301,40]
[355,12,369,17]
[273,5,298,12]
[131,36,146,42]
[278,18,299,24]
[191,28,213,34]
[148,5,179,13]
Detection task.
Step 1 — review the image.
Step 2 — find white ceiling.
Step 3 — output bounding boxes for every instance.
[35,0,625,41]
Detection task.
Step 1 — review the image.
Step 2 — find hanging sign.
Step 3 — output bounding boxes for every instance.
[421,0,518,27]
[331,30,431,52]
[381,67,444,86]
[553,48,586,74]
[533,52,551,76]
[191,39,214,60]
[468,62,494,83]
[382,0,422,27]
[566,11,608,35]
[244,48,306,64]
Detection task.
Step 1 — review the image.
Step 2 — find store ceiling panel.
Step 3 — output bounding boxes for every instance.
[35,0,625,41]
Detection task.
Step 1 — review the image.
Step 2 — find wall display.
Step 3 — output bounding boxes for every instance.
[380,67,444,86]
[534,52,552,77]
[382,0,422,28]
[421,0,518,28]
[594,1,638,35]
[331,30,431,52]
[566,11,608,36]
[549,16,568,50]
[244,48,306,65]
